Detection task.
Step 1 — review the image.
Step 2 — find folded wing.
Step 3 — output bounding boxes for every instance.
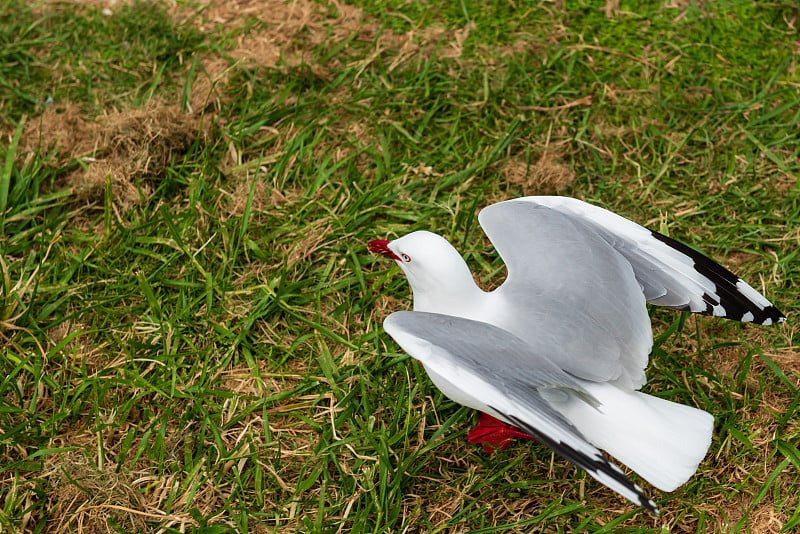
[383,311,658,514]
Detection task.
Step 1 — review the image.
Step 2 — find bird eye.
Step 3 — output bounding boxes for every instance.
[401,254,411,262]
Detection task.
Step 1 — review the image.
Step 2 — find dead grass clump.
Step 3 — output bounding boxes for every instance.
[709,344,747,379]
[173,0,363,72]
[42,0,475,73]
[224,170,299,218]
[21,101,211,210]
[47,320,113,373]
[278,219,335,270]
[20,102,87,158]
[218,360,301,397]
[747,503,788,534]
[766,346,800,376]
[218,122,303,218]
[602,0,621,18]
[724,251,762,272]
[44,450,156,533]
[178,0,473,77]
[371,294,408,321]
[188,54,233,113]
[499,151,576,195]
[498,37,547,58]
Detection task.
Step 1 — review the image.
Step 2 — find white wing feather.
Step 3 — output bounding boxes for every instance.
[510,196,784,325]
[478,201,652,390]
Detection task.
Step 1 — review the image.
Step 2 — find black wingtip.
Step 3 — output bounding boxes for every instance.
[650,231,783,326]
[760,306,786,326]
[495,409,659,515]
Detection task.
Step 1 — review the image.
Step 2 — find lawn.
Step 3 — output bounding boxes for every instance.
[1,0,798,532]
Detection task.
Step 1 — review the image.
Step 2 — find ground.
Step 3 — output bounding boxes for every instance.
[1,0,798,532]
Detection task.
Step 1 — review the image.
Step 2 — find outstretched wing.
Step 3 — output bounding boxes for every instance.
[478,200,653,389]
[383,311,658,514]
[510,196,785,325]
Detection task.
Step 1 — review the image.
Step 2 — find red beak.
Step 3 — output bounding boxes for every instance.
[368,240,401,261]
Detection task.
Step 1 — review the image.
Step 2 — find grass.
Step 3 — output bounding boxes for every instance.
[0,0,798,531]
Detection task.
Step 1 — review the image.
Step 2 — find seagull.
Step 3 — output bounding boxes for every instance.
[368,196,784,514]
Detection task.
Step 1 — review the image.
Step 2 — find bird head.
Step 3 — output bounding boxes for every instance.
[368,231,481,313]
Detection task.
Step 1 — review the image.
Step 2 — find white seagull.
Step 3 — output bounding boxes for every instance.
[368,196,784,514]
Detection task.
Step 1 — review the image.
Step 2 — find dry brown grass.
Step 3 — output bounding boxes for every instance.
[172,0,474,74]
[20,0,474,221]
[498,150,577,196]
[9,0,796,532]
[21,101,210,211]
[29,359,324,533]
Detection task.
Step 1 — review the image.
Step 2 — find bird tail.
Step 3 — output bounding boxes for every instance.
[548,382,714,492]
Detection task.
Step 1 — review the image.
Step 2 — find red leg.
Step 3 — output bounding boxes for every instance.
[467,412,537,454]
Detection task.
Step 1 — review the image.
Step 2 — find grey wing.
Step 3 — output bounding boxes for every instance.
[478,200,653,389]
[383,311,658,514]
[514,196,785,325]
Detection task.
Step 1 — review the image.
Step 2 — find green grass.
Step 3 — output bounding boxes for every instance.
[1,0,798,532]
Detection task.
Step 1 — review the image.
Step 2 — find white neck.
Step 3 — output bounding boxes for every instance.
[409,272,488,320]
[392,230,490,320]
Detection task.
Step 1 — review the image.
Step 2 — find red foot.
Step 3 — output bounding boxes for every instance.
[467,413,537,454]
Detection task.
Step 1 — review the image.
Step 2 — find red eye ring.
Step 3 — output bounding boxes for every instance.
[401,254,411,262]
